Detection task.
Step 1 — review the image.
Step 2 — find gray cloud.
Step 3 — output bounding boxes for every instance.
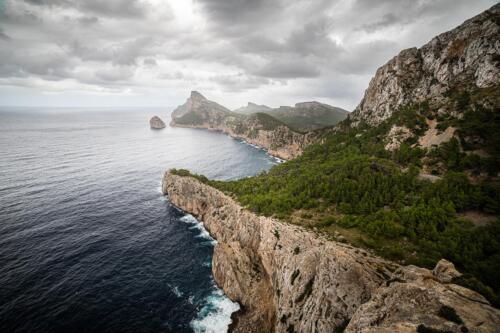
[23,0,148,18]
[76,16,99,26]
[0,29,10,40]
[254,59,320,79]
[195,0,286,35]
[68,37,157,66]
[210,73,270,92]
[0,0,497,108]
[94,66,135,82]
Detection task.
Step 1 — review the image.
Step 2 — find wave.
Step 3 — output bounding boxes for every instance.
[156,181,163,194]
[180,214,217,245]
[237,138,284,164]
[190,288,240,333]
[167,283,184,298]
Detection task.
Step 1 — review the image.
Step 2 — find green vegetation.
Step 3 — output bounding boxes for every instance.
[251,112,294,131]
[170,89,500,305]
[427,89,500,176]
[174,111,205,125]
[267,106,348,132]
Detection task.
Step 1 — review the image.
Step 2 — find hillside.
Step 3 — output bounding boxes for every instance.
[234,101,348,131]
[233,102,272,115]
[170,3,500,311]
[268,102,348,131]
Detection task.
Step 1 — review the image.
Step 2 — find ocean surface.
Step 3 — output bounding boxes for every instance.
[0,107,278,333]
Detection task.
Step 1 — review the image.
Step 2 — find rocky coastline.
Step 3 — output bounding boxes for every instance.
[169,91,313,160]
[162,171,500,333]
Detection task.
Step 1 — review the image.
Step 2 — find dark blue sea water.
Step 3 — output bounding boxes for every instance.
[0,107,277,333]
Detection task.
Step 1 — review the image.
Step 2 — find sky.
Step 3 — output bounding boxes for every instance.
[0,0,497,110]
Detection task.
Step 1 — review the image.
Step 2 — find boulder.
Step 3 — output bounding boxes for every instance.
[150,116,166,129]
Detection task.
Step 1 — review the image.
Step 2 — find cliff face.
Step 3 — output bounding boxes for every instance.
[170,91,310,160]
[350,4,499,126]
[163,172,500,333]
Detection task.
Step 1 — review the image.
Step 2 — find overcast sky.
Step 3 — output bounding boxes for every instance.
[0,0,496,110]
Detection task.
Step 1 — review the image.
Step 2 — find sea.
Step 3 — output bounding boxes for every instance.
[0,107,278,333]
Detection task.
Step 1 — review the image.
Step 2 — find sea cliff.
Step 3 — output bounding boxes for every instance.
[163,171,500,333]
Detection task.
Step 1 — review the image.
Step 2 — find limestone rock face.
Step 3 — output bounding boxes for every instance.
[171,91,233,126]
[350,4,500,126]
[346,266,498,333]
[384,125,412,151]
[162,172,500,333]
[170,91,311,160]
[433,259,462,282]
[149,116,166,129]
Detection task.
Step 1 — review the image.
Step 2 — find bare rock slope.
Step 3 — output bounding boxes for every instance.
[350,4,499,126]
[163,172,500,333]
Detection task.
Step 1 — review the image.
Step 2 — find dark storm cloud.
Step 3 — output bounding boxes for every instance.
[68,37,157,66]
[0,0,497,107]
[76,16,99,26]
[285,19,342,57]
[210,73,270,92]
[254,59,320,79]
[194,0,285,33]
[23,0,147,18]
[359,13,400,32]
[0,46,74,81]
[352,0,478,32]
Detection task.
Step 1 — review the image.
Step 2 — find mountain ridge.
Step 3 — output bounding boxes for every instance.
[234,100,348,131]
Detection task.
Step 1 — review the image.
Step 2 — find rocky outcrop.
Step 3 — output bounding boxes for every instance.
[346,265,498,333]
[350,4,500,126]
[170,91,311,160]
[163,172,500,333]
[418,119,456,148]
[384,125,412,151]
[149,115,166,129]
[171,91,235,126]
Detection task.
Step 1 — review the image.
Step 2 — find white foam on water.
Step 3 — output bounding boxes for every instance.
[238,138,282,165]
[156,182,163,194]
[180,214,198,224]
[190,288,240,333]
[167,283,184,298]
[182,214,217,245]
[172,286,183,297]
